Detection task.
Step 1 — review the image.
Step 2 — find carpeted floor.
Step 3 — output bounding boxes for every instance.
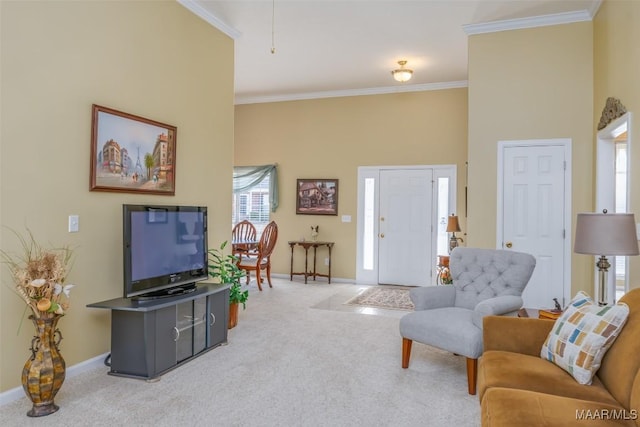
[0,278,480,427]
[345,286,415,311]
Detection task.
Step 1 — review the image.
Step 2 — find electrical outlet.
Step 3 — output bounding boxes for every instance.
[324,257,330,266]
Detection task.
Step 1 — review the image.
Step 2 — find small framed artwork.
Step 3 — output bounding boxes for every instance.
[296,179,339,215]
[90,104,177,195]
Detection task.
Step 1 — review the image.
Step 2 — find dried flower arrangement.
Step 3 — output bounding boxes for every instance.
[2,230,74,319]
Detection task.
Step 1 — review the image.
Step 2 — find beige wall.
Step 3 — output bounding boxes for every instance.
[467,22,595,295]
[594,0,640,288]
[0,1,234,392]
[235,89,468,280]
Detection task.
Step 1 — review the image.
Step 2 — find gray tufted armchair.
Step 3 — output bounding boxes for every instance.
[399,247,536,395]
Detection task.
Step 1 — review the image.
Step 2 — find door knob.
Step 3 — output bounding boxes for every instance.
[380,233,385,238]
[505,242,513,248]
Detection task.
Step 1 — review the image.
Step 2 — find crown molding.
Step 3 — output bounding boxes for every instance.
[589,0,604,19]
[463,9,596,36]
[177,0,241,39]
[235,81,468,105]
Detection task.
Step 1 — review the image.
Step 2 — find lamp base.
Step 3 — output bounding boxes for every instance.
[449,234,461,254]
[597,255,611,306]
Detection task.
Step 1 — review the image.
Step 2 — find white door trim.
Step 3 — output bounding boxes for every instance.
[496,138,572,305]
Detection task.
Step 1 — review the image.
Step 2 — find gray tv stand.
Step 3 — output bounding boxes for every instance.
[87,283,229,380]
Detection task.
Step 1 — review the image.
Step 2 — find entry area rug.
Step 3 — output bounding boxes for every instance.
[345,286,415,311]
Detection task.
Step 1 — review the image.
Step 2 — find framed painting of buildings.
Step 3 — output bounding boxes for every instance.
[90,104,177,195]
[296,179,339,215]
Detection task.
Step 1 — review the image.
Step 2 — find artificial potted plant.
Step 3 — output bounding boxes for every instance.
[208,241,248,329]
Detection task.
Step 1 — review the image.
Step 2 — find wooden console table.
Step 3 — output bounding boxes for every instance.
[288,240,334,284]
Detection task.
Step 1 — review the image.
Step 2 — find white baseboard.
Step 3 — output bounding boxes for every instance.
[0,352,109,406]
[270,273,354,284]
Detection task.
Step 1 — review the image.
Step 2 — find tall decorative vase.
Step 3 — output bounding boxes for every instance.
[22,315,65,417]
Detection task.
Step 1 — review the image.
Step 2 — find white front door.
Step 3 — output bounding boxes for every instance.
[378,169,433,286]
[499,141,569,308]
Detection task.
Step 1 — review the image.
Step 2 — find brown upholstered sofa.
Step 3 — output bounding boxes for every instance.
[477,288,640,426]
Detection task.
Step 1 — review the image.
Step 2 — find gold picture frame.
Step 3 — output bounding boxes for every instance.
[90,104,177,195]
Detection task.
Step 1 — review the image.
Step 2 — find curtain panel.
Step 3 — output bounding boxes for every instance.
[233,164,279,212]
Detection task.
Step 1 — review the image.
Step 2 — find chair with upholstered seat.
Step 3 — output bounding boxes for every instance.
[231,220,257,257]
[399,247,536,395]
[237,221,278,291]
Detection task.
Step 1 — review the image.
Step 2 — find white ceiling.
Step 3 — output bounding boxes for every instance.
[179,0,601,104]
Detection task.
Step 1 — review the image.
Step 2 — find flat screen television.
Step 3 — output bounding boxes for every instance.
[123,204,208,299]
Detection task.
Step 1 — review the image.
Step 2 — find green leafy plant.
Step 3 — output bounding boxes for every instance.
[208,241,248,309]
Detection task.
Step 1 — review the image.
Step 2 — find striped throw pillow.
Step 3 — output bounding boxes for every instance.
[540,291,629,385]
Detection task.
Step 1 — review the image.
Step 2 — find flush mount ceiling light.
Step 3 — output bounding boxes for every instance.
[391,60,413,82]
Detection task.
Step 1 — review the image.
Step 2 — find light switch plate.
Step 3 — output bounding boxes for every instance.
[341,215,351,223]
[68,215,79,233]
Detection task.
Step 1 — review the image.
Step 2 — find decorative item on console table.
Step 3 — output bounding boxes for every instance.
[436,255,452,284]
[310,225,319,241]
[538,298,564,320]
[1,230,74,417]
[208,241,248,329]
[538,309,563,320]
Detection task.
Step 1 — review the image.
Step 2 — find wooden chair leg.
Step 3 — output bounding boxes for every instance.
[255,266,263,291]
[402,338,412,368]
[266,263,273,288]
[466,358,477,395]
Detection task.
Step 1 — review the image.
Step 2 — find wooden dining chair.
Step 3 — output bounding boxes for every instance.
[237,221,278,291]
[231,220,257,256]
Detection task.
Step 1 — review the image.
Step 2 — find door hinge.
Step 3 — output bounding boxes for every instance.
[563,229,566,239]
[563,160,566,171]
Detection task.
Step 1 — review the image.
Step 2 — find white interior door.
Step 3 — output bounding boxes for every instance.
[499,141,569,308]
[378,169,433,286]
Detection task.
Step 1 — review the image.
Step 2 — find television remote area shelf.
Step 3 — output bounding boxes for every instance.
[87,283,229,380]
